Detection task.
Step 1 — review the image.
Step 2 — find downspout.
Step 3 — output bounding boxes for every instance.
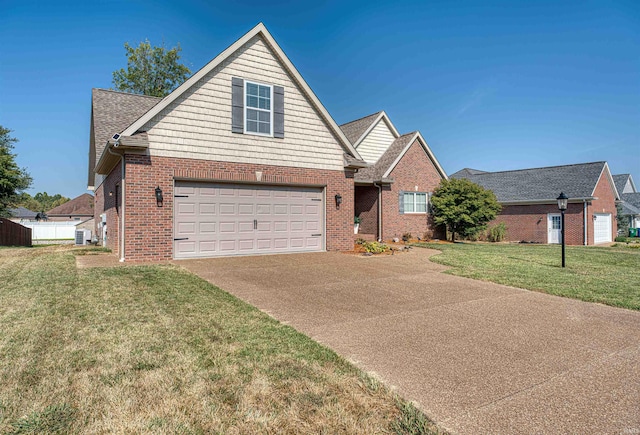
[106,145,126,261]
[583,200,588,246]
[374,182,382,242]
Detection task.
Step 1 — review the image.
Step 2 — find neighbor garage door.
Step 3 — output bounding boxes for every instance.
[174,181,324,259]
[593,213,612,244]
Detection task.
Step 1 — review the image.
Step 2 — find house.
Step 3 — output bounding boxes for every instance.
[614,174,640,229]
[339,111,447,241]
[46,193,94,222]
[451,161,619,245]
[7,206,38,223]
[89,23,375,261]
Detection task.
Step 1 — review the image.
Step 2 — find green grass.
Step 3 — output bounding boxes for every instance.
[415,242,640,310]
[0,246,442,434]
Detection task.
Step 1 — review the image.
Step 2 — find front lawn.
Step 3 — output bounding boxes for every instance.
[415,243,640,310]
[0,246,438,434]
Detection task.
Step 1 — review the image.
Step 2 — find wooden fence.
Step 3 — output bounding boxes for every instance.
[0,218,32,246]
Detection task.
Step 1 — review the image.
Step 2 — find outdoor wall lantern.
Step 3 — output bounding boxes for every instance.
[556,192,568,268]
[155,186,164,207]
[335,193,342,208]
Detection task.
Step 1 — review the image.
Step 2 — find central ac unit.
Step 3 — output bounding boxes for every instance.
[75,229,92,246]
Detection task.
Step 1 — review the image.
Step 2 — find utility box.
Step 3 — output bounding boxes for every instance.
[75,229,92,246]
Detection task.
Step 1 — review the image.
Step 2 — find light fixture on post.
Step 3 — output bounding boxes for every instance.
[335,193,342,208]
[556,192,568,268]
[155,186,164,207]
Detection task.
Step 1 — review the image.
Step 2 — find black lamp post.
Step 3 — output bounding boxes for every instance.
[557,192,568,268]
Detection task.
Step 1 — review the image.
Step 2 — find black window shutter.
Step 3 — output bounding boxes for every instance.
[398,191,404,214]
[231,77,244,133]
[273,85,284,138]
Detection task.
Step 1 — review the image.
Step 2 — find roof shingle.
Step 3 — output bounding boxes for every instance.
[354,133,415,183]
[451,162,609,202]
[47,193,94,217]
[339,112,381,145]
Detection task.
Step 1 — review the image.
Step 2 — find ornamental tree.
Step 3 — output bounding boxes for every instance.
[431,178,501,242]
[112,40,191,97]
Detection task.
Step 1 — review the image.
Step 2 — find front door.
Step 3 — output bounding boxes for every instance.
[548,213,561,244]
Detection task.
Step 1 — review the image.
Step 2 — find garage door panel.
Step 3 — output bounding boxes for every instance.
[174,182,324,259]
[594,213,612,244]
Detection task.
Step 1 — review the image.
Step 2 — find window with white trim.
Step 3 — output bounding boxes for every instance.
[403,192,428,213]
[245,81,272,135]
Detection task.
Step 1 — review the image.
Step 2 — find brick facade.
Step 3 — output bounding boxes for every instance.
[378,140,444,240]
[491,172,617,245]
[98,154,355,262]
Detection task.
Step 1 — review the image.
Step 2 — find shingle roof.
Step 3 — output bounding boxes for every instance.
[452,161,609,203]
[449,168,488,178]
[47,193,94,217]
[8,207,38,219]
[621,192,640,216]
[89,89,161,185]
[355,132,415,183]
[339,112,382,145]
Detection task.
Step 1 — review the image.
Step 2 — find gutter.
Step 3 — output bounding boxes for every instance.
[106,144,126,262]
[583,200,588,246]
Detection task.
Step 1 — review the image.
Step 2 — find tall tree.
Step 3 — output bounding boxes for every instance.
[431,178,502,242]
[0,126,32,217]
[112,40,191,97]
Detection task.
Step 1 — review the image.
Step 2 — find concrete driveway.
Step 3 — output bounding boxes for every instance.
[178,248,640,434]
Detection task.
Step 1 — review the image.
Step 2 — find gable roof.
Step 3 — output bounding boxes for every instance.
[613,174,637,194]
[89,89,161,187]
[354,131,447,183]
[117,23,361,162]
[47,193,94,217]
[8,206,38,219]
[339,111,400,149]
[452,161,618,203]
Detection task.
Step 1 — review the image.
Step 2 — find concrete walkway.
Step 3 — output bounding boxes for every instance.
[178,249,640,434]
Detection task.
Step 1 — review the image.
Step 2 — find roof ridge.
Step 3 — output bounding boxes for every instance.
[471,161,606,176]
[93,88,163,100]
[339,111,382,127]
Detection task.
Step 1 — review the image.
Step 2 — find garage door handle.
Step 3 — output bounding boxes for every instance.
[254,219,257,229]
[174,238,189,241]
[311,234,321,237]
[174,195,189,198]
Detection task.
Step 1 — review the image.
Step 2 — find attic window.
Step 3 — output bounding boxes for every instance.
[245,81,272,135]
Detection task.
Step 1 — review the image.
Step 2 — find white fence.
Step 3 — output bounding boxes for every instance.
[22,221,82,241]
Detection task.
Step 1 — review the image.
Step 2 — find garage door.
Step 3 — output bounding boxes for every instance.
[593,213,612,244]
[174,181,324,259]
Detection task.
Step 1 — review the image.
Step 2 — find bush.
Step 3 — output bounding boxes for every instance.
[361,241,390,254]
[487,223,507,242]
[402,232,412,242]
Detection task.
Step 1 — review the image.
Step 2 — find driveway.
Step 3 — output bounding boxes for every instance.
[178,248,640,434]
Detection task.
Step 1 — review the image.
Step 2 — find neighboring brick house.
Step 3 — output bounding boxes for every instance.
[451,162,620,245]
[614,174,640,229]
[88,23,369,261]
[340,111,447,241]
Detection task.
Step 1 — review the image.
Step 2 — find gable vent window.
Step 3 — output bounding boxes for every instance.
[232,77,284,138]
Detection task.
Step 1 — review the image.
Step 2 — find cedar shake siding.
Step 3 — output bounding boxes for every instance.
[141,36,345,171]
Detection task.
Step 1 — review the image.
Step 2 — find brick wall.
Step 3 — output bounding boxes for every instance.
[122,154,354,262]
[380,140,444,240]
[495,203,585,245]
[355,185,378,236]
[94,160,122,255]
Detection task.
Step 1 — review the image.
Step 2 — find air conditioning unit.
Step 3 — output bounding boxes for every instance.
[75,229,92,246]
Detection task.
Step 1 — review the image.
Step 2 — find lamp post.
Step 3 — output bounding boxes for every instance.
[557,192,568,268]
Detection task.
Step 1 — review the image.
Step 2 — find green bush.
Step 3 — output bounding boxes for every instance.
[487,223,507,242]
[361,241,390,254]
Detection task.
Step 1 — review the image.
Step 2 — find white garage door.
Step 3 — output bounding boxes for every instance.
[174,181,324,259]
[593,213,612,244]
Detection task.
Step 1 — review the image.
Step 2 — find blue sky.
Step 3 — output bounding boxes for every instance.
[1,0,638,199]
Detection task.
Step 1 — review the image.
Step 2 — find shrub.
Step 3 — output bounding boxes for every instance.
[402,232,412,242]
[487,223,507,242]
[361,241,390,254]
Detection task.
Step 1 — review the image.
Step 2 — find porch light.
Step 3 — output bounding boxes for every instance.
[556,192,568,268]
[155,186,164,207]
[335,193,342,207]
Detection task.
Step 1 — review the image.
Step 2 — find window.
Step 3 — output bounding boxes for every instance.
[245,81,272,135]
[403,192,428,213]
